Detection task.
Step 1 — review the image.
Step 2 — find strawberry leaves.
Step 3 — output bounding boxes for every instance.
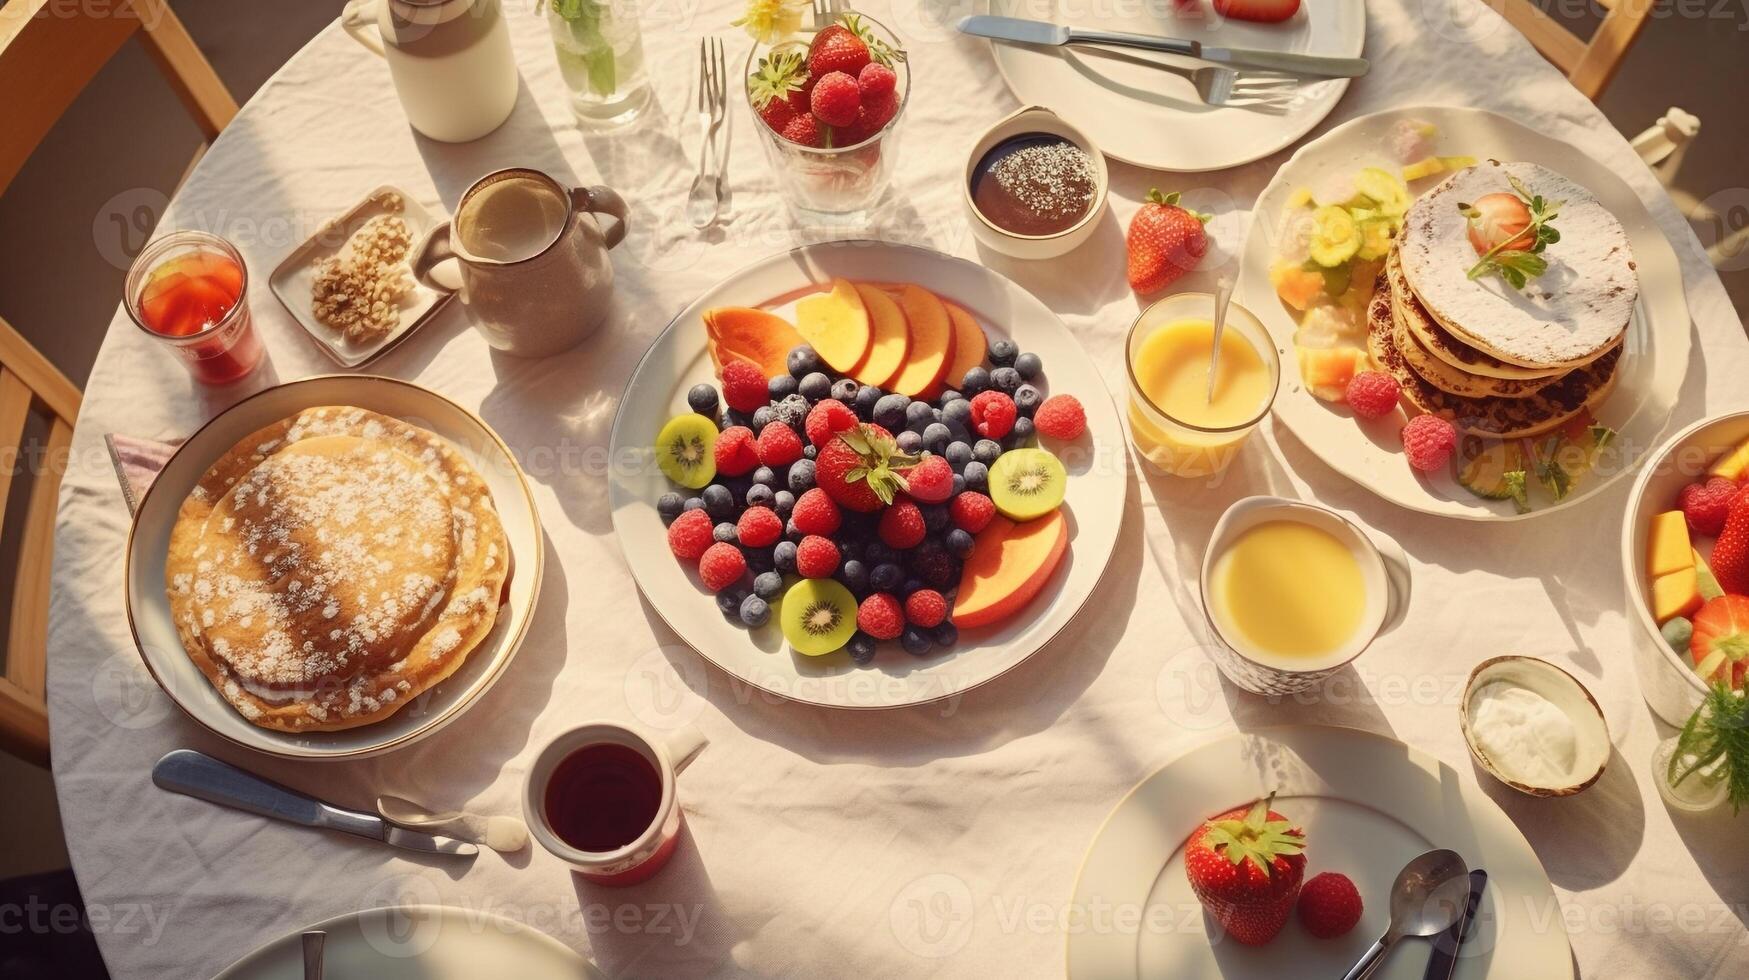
[1201,793,1306,876]
[832,426,916,507]
[1460,175,1562,290]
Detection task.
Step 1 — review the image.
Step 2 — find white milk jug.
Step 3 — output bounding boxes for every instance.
[341,0,519,143]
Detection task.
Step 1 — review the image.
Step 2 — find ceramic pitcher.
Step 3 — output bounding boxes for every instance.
[341,0,518,143]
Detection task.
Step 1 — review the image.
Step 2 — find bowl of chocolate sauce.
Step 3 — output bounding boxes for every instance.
[963,105,1108,259]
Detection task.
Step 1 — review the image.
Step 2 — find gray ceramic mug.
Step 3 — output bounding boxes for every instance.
[413,168,627,357]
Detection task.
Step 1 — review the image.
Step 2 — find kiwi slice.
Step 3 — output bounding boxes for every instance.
[780,579,857,656]
[988,448,1066,522]
[654,414,718,489]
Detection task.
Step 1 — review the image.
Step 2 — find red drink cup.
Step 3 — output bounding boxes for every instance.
[125,231,264,385]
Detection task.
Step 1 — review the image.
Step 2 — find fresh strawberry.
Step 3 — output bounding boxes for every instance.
[815,424,913,513]
[780,112,823,148]
[807,24,870,78]
[902,454,954,504]
[879,498,927,550]
[858,62,896,99]
[1679,477,1740,537]
[809,70,861,129]
[1690,595,1749,690]
[1182,793,1307,947]
[1710,499,1749,598]
[756,97,795,134]
[1297,872,1363,939]
[1211,0,1301,23]
[859,89,899,133]
[721,360,768,413]
[1463,191,1535,257]
[805,399,859,447]
[747,49,806,133]
[1126,189,1210,294]
[714,425,759,476]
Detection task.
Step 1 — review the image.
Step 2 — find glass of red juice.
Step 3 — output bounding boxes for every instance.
[524,722,708,886]
[124,231,264,385]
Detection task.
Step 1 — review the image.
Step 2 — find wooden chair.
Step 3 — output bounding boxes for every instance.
[0,318,79,767]
[0,0,239,197]
[1484,0,1657,100]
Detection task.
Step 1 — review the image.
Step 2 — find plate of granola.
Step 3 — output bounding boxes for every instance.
[269,185,455,368]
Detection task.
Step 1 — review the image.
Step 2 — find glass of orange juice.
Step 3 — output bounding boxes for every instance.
[1124,292,1280,478]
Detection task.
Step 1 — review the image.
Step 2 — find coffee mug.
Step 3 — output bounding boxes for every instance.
[524,721,707,886]
[413,168,627,357]
[1198,496,1412,697]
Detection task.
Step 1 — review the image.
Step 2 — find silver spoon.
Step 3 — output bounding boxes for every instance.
[301,930,324,980]
[376,795,529,853]
[1205,275,1234,404]
[1338,849,1471,980]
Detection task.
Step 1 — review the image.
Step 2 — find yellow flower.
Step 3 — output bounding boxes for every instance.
[733,0,807,45]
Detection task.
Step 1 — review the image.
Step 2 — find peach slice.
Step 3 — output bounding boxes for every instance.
[850,283,910,387]
[884,284,955,397]
[703,307,805,380]
[939,302,988,399]
[795,278,872,373]
[951,510,1068,630]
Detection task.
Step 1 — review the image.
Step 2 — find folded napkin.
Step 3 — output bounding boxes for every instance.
[104,434,180,515]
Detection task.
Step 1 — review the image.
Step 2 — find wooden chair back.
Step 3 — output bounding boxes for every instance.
[1484,0,1657,100]
[0,0,239,197]
[0,318,79,766]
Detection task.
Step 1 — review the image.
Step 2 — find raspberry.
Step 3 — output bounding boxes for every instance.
[859,89,899,133]
[949,491,995,534]
[809,71,861,128]
[969,391,1017,440]
[780,112,822,148]
[1033,395,1086,439]
[1680,476,1741,537]
[756,422,804,468]
[1401,414,1458,472]
[858,62,896,99]
[736,507,782,548]
[904,454,954,503]
[909,540,956,589]
[721,360,769,413]
[791,487,841,536]
[796,535,841,579]
[1297,872,1363,940]
[666,509,714,560]
[879,498,927,549]
[714,425,759,476]
[1344,371,1401,420]
[805,399,859,447]
[904,589,948,628]
[857,592,904,640]
[698,542,746,593]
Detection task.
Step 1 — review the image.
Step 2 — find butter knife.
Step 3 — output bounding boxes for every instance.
[956,15,1369,79]
[1422,869,1488,980]
[152,750,478,858]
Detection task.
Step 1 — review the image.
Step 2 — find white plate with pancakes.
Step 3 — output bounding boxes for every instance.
[125,376,543,760]
[607,241,1127,709]
[1238,105,1690,520]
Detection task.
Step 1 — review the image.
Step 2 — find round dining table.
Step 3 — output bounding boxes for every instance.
[44,0,1749,976]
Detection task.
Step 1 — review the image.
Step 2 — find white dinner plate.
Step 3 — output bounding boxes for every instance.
[982,0,1365,171]
[124,375,544,760]
[1068,725,1571,979]
[213,905,601,979]
[607,241,1127,709]
[1237,105,1690,520]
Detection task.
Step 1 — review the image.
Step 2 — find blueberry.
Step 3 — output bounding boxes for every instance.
[923,422,953,453]
[937,389,962,409]
[945,528,975,559]
[865,542,897,566]
[1014,385,1042,417]
[853,385,883,420]
[900,627,933,656]
[702,484,735,520]
[973,439,1003,466]
[1006,417,1036,449]
[945,441,973,469]
[840,559,870,594]
[772,394,809,432]
[739,594,771,628]
[950,473,966,497]
[746,484,775,509]
[962,461,988,492]
[991,366,1021,395]
[988,339,1018,366]
[767,374,798,401]
[901,577,925,597]
[871,562,904,592]
[751,466,778,488]
[787,458,816,493]
[721,408,749,430]
[922,504,950,534]
[773,540,798,573]
[687,384,720,416]
[721,476,751,505]
[831,378,860,403]
[1013,352,1042,381]
[753,571,785,600]
[802,444,818,461]
[961,366,991,396]
[839,537,865,563]
[743,547,775,573]
[718,591,745,619]
[657,492,685,524]
[896,430,923,454]
[788,345,822,378]
[874,394,910,430]
[773,490,796,517]
[683,496,706,513]
[905,400,935,432]
[933,622,959,647]
[799,372,832,402]
[942,398,973,427]
[713,521,738,544]
[846,632,878,666]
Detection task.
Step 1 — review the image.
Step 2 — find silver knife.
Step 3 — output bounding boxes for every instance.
[152,749,478,857]
[1422,869,1488,980]
[956,15,1369,78]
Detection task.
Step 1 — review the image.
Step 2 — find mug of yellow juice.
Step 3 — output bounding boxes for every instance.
[1125,292,1280,478]
[1199,496,1412,696]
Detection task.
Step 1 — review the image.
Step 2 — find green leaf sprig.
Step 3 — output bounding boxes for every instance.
[1459,175,1562,289]
[1668,681,1749,815]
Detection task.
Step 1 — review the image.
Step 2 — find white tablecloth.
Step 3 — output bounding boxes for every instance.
[45,1,1749,977]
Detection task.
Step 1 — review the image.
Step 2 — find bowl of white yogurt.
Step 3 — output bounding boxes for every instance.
[1460,655,1611,797]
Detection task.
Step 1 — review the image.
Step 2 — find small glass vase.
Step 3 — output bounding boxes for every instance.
[545,0,653,128]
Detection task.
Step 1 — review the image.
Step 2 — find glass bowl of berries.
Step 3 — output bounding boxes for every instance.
[743,12,909,221]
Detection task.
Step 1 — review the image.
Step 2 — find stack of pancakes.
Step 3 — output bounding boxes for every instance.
[1367,160,1636,439]
[167,406,510,733]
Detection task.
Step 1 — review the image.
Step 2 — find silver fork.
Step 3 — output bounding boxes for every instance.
[812,0,845,29]
[1073,44,1299,111]
[687,36,727,230]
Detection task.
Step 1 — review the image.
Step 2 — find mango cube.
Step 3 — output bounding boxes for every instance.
[1708,438,1749,481]
[1298,348,1369,402]
[1653,566,1703,624]
[1648,511,1694,577]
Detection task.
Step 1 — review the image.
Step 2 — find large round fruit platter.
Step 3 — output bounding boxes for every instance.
[608,241,1125,708]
